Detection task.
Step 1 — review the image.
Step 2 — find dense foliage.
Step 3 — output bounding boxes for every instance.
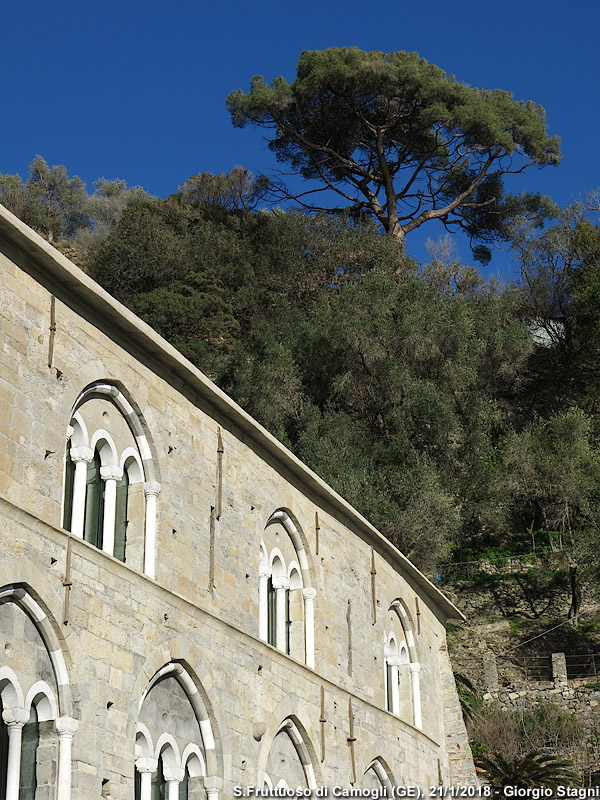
[2,155,600,576]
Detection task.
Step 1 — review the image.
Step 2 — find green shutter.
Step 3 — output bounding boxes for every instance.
[84,451,104,549]
[63,439,75,531]
[114,473,129,563]
[19,705,38,800]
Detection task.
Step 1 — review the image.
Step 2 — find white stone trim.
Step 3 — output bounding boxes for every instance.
[269,718,318,791]
[120,447,144,484]
[135,723,154,759]
[69,412,88,448]
[0,668,23,709]
[89,429,118,468]
[24,680,57,721]
[56,716,78,800]
[363,758,396,792]
[155,734,180,767]
[182,743,206,777]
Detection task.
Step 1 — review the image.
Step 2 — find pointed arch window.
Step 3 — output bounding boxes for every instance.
[135,663,219,800]
[258,511,316,668]
[384,600,423,729]
[0,587,74,800]
[264,718,319,792]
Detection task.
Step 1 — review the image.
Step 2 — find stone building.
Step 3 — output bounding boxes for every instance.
[0,204,475,799]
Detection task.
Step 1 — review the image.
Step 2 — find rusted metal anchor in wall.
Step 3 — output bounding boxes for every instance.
[62,536,73,625]
[370,547,377,625]
[47,296,56,368]
[216,427,224,520]
[209,428,224,593]
[347,698,357,785]
[319,685,326,763]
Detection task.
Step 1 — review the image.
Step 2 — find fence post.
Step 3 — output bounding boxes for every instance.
[483,651,499,693]
[552,652,568,686]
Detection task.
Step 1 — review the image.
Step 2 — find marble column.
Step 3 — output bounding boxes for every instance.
[69,445,93,538]
[143,482,161,579]
[3,708,28,800]
[302,587,316,668]
[56,716,79,800]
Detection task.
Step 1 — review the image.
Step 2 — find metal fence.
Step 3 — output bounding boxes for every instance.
[505,653,600,682]
[565,653,600,680]
[509,655,553,682]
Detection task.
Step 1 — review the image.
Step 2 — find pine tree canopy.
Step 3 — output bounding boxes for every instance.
[227,48,561,261]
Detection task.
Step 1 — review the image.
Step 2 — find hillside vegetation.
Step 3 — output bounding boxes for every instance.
[2,158,600,588]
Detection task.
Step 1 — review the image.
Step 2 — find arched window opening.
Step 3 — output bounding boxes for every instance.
[385,660,394,713]
[19,704,38,800]
[258,511,316,668]
[62,383,158,576]
[0,589,69,800]
[384,601,423,730]
[263,719,318,792]
[181,750,204,800]
[384,635,399,716]
[136,663,219,800]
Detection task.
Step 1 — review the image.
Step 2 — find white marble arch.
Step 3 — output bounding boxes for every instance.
[136,661,222,800]
[362,756,397,793]
[0,585,76,800]
[261,716,319,792]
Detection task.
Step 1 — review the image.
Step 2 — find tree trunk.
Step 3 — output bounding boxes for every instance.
[568,559,582,627]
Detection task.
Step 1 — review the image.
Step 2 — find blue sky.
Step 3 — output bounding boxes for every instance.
[3,1,599,275]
